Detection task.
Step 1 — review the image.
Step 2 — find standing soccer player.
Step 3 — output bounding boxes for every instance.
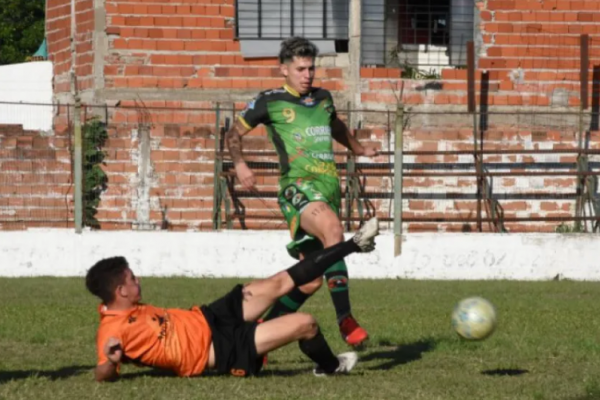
[225,37,378,347]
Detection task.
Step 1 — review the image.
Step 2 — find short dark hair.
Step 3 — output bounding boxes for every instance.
[85,256,129,304]
[279,37,319,64]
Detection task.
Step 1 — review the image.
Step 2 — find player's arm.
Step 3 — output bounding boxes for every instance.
[226,94,269,190]
[224,120,256,190]
[95,337,122,382]
[331,117,378,157]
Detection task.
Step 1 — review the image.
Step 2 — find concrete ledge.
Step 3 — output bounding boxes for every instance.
[1,230,599,280]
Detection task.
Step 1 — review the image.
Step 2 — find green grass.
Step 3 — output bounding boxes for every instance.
[2,277,600,400]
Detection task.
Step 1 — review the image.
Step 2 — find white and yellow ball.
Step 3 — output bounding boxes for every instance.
[451,297,497,340]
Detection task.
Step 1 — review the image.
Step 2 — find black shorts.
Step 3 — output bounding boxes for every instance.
[200,284,263,377]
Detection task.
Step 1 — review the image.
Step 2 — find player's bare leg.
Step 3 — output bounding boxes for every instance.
[207,217,378,375]
[253,312,317,354]
[240,216,379,325]
[253,312,358,376]
[299,201,369,347]
[239,272,296,322]
[206,311,358,376]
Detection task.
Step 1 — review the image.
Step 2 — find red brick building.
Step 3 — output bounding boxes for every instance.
[1,0,599,232]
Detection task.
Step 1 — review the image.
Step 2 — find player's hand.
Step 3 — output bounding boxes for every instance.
[359,145,379,158]
[235,162,256,191]
[104,337,123,364]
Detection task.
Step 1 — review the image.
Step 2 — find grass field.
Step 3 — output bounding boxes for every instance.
[2,277,600,400]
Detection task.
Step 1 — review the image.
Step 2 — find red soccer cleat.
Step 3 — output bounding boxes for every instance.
[339,315,369,347]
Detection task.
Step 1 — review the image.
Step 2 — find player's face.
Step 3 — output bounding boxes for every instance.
[121,268,142,304]
[281,56,315,95]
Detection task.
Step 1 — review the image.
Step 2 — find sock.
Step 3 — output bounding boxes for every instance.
[262,287,310,321]
[324,260,351,323]
[298,329,340,373]
[286,240,360,287]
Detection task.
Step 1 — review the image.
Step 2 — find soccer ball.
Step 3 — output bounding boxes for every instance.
[451,297,497,340]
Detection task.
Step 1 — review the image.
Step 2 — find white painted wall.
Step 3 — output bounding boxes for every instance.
[1,230,599,280]
[0,61,53,131]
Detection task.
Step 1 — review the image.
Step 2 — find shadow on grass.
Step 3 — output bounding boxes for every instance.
[0,365,93,383]
[361,338,437,371]
[120,367,310,380]
[120,369,179,380]
[481,368,529,376]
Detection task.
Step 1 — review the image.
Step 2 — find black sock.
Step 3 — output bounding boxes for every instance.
[298,329,340,373]
[263,287,310,321]
[324,260,351,323]
[286,240,359,287]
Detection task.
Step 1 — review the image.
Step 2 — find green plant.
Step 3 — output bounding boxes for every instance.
[0,0,45,65]
[82,117,108,229]
[555,221,586,233]
[386,45,442,80]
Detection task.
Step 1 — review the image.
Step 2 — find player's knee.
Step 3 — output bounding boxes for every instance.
[272,273,291,296]
[296,313,318,338]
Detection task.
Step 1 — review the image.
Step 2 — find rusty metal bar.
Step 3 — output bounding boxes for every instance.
[345,101,354,232]
[576,34,590,228]
[220,171,600,178]
[4,101,599,116]
[467,41,476,113]
[218,149,600,157]
[228,214,600,223]
[581,34,589,111]
[466,40,483,231]
[212,103,221,230]
[226,190,581,200]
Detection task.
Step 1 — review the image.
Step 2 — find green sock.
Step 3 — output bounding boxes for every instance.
[263,287,310,321]
[324,260,351,323]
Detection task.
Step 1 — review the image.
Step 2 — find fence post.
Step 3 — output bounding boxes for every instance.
[466,40,483,232]
[394,104,404,256]
[212,103,221,230]
[345,102,355,231]
[576,34,590,231]
[73,96,83,233]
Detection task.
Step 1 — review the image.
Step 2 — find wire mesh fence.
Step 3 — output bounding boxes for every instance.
[1,101,600,233]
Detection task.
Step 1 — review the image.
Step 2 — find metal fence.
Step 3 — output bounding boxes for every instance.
[2,101,599,243]
[2,34,600,246]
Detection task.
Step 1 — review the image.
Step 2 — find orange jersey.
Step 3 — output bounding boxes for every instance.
[96,303,212,377]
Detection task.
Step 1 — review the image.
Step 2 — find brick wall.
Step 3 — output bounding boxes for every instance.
[46,0,95,94]
[0,124,73,230]
[102,0,346,92]
[23,0,599,233]
[363,0,600,108]
[96,101,219,230]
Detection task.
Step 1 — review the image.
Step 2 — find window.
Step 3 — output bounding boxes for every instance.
[362,0,475,73]
[235,0,349,58]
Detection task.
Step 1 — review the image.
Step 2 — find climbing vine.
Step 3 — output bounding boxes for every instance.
[82,117,108,229]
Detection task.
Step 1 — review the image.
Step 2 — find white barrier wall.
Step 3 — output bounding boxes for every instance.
[0,61,53,131]
[1,230,599,280]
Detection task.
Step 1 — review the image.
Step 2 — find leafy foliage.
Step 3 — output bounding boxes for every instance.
[555,222,585,233]
[0,0,46,65]
[386,46,442,80]
[82,118,108,229]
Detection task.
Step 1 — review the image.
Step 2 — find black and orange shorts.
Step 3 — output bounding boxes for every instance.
[200,284,263,377]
